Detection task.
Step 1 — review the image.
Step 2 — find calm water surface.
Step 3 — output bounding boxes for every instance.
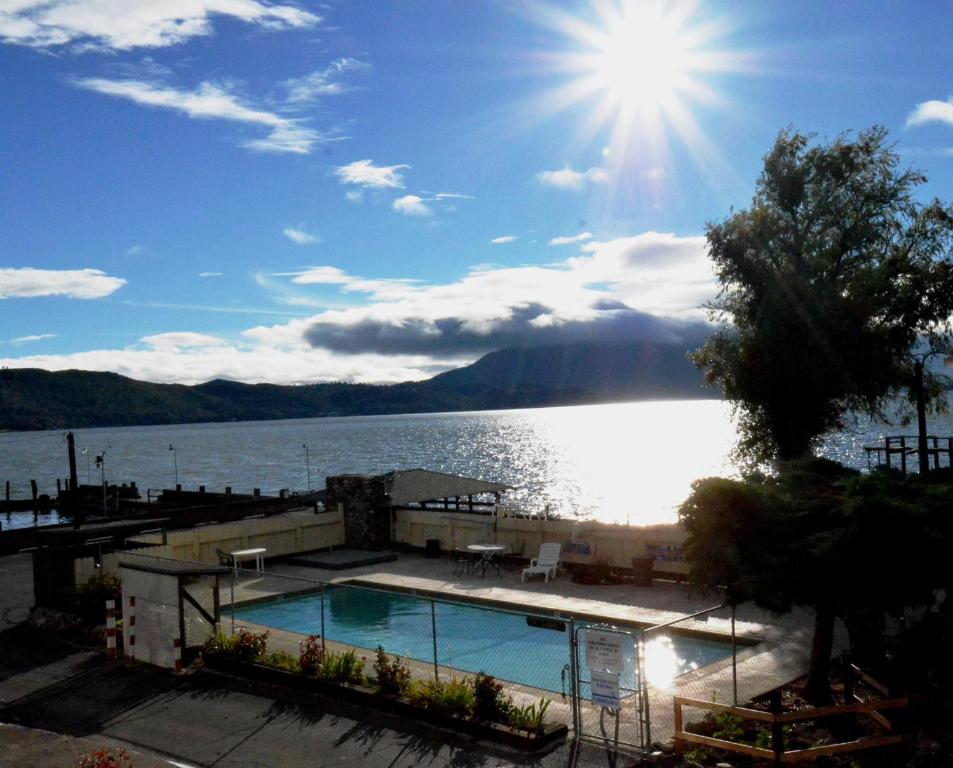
[2,397,951,530]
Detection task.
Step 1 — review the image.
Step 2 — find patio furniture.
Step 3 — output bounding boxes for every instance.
[522,542,562,583]
[452,548,476,576]
[467,543,504,577]
[502,538,526,572]
[216,548,234,568]
[230,547,267,576]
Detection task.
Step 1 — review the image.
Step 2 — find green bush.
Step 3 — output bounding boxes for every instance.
[373,646,411,695]
[260,650,300,673]
[202,628,268,662]
[472,672,511,722]
[298,634,325,674]
[317,649,367,685]
[508,698,551,731]
[408,677,475,718]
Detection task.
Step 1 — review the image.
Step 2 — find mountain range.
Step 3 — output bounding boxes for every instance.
[0,340,714,431]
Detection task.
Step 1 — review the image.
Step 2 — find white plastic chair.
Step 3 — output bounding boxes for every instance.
[521,542,562,583]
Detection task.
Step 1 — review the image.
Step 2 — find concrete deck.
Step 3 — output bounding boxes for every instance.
[222,550,838,746]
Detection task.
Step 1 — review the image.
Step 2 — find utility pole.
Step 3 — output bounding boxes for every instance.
[66,432,80,526]
[303,444,312,490]
[913,359,929,475]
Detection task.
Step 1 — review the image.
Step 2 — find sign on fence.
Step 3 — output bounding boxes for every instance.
[590,670,621,709]
[585,629,626,674]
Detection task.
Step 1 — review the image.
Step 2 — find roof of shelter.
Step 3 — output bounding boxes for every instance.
[378,469,511,506]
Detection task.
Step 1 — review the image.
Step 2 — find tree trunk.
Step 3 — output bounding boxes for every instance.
[804,603,836,705]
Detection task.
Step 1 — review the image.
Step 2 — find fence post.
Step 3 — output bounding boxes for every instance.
[568,618,578,737]
[105,599,117,659]
[230,577,235,635]
[320,583,326,652]
[641,628,651,748]
[770,690,783,765]
[731,604,738,706]
[431,599,439,681]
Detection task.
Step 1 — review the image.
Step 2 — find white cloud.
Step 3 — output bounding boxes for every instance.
[432,193,474,200]
[140,332,229,350]
[0,268,126,299]
[906,98,953,128]
[490,235,518,244]
[251,230,715,361]
[198,271,223,278]
[283,227,319,245]
[126,243,144,256]
[0,1,319,51]
[549,232,592,246]
[335,159,410,189]
[75,77,321,154]
[284,58,368,103]
[345,190,364,203]
[8,333,56,345]
[392,194,432,217]
[0,336,458,385]
[536,166,609,190]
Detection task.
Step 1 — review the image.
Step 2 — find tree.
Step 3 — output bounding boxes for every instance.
[695,127,953,465]
[680,461,953,704]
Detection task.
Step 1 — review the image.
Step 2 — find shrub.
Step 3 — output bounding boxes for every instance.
[318,649,366,685]
[260,650,300,673]
[472,672,511,722]
[78,748,133,768]
[299,634,325,674]
[508,698,551,732]
[373,646,411,695]
[410,677,474,718]
[712,711,744,742]
[202,628,268,662]
[77,573,122,626]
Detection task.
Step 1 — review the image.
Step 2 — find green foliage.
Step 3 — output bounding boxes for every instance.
[695,126,953,465]
[202,628,268,662]
[373,645,411,695]
[407,677,475,718]
[259,650,300,673]
[508,698,551,731]
[76,572,122,626]
[683,747,707,763]
[298,634,324,675]
[680,463,953,700]
[316,649,367,684]
[472,672,511,722]
[712,711,744,742]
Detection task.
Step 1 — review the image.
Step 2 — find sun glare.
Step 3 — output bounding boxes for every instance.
[535,1,743,172]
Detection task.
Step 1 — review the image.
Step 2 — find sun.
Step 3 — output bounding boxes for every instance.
[533,1,741,168]
[588,4,694,117]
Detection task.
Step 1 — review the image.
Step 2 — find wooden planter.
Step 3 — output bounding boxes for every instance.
[203,655,567,751]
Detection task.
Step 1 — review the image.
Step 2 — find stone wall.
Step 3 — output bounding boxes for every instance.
[325,475,391,550]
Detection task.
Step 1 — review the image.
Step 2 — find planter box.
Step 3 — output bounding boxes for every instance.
[203,655,567,751]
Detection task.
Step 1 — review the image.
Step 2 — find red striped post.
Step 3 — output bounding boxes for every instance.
[173,637,183,674]
[105,599,117,659]
[126,596,136,657]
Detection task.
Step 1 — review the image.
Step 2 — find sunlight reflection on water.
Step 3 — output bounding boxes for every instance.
[2,396,951,529]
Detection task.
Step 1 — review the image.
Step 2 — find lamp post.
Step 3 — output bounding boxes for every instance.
[169,444,178,486]
[81,448,91,484]
[303,444,311,490]
[95,450,106,513]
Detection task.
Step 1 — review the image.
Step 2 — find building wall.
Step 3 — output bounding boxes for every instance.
[74,509,344,585]
[392,509,689,575]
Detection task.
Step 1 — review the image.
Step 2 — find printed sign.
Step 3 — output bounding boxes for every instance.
[590,670,621,710]
[585,629,626,674]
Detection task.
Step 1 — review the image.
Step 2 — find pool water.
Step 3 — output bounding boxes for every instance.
[227,586,733,693]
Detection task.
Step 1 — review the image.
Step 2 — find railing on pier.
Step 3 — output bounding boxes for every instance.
[863,435,953,474]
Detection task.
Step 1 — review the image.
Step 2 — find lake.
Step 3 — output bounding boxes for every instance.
[2,397,951,531]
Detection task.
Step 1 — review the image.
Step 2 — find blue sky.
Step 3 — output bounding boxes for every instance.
[1,1,952,384]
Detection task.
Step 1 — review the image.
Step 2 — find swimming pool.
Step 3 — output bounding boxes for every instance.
[227,586,733,693]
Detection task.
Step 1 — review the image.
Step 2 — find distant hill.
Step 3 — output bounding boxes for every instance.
[0,340,714,431]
